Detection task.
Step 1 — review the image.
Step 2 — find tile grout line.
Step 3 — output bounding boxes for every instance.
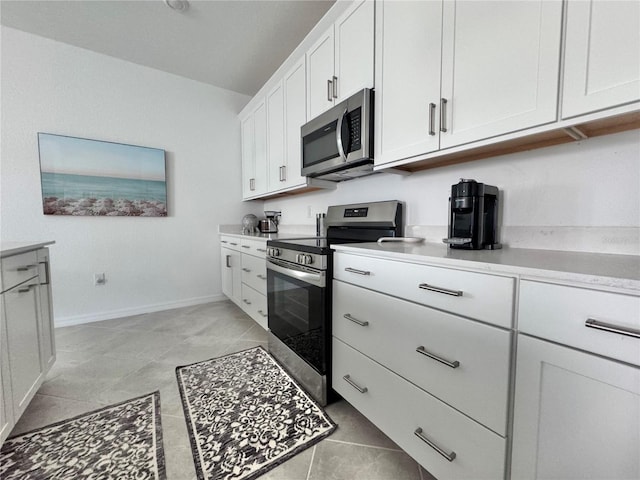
[305,445,317,480]
[323,437,404,452]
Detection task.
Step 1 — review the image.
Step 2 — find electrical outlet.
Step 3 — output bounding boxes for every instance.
[94,273,106,286]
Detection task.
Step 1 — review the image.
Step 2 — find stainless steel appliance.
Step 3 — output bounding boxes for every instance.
[266,200,403,405]
[259,211,280,233]
[301,88,374,182]
[443,178,501,250]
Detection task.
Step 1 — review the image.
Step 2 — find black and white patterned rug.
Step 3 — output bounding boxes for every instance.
[176,346,336,480]
[0,391,166,480]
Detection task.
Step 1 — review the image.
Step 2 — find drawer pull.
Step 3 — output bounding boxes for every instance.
[242,268,251,273]
[256,274,267,280]
[257,309,268,318]
[230,242,238,246]
[345,267,371,276]
[17,285,35,293]
[243,299,251,305]
[418,283,463,297]
[585,319,640,339]
[241,245,251,249]
[343,374,368,393]
[414,427,456,462]
[17,264,37,272]
[344,313,369,327]
[226,255,231,268]
[416,346,460,369]
[221,240,228,244]
[256,248,267,253]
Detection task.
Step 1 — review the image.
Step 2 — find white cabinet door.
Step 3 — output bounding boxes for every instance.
[37,248,55,372]
[241,114,255,199]
[4,282,44,419]
[267,82,285,191]
[334,0,374,102]
[307,27,335,120]
[283,57,307,189]
[221,247,241,306]
[0,294,15,444]
[252,101,268,196]
[512,334,640,480]
[439,0,562,148]
[374,0,443,166]
[562,0,640,119]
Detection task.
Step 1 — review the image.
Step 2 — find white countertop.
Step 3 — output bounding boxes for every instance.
[218,225,315,242]
[332,241,640,293]
[1,241,55,258]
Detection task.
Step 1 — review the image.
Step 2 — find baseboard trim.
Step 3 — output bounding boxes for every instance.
[54,294,228,328]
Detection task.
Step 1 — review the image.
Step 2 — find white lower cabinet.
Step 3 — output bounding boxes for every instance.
[220,246,242,306]
[511,334,640,480]
[333,338,506,480]
[1,247,56,444]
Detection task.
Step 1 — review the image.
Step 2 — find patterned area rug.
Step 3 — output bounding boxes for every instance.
[176,346,336,480]
[0,391,166,480]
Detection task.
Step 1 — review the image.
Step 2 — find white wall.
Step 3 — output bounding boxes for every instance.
[1,26,257,326]
[265,129,640,254]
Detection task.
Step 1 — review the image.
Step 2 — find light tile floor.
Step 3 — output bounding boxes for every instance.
[10,301,433,480]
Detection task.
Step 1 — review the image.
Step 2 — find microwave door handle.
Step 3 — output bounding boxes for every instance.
[336,107,348,161]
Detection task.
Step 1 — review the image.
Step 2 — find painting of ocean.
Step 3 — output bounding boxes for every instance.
[38,133,167,216]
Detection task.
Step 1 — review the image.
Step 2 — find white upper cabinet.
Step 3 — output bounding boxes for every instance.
[241,101,268,199]
[282,57,307,189]
[562,0,640,119]
[375,0,443,164]
[439,0,562,148]
[307,0,374,119]
[375,0,563,166]
[266,82,285,191]
[240,115,254,199]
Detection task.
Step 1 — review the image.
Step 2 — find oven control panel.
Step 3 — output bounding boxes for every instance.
[296,254,314,265]
[266,247,281,257]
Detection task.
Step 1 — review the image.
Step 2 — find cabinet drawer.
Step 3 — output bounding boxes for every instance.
[519,281,640,366]
[241,254,267,295]
[219,235,243,252]
[334,253,514,327]
[1,251,39,293]
[240,238,268,259]
[241,284,268,330]
[333,338,506,480]
[333,280,511,434]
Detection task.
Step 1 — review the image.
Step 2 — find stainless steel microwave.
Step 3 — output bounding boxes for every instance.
[301,88,374,182]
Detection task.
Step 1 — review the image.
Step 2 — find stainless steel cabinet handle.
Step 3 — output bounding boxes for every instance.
[241,245,251,249]
[221,240,228,244]
[230,242,238,246]
[343,374,368,393]
[440,98,448,133]
[414,428,456,462]
[280,165,286,181]
[327,79,333,102]
[17,285,35,293]
[416,346,460,369]
[418,283,462,297]
[585,319,640,339]
[256,248,267,253]
[256,274,267,280]
[428,102,436,136]
[242,268,251,272]
[225,255,231,268]
[344,313,369,327]
[250,178,255,191]
[345,267,371,276]
[243,299,251,305]
[257,310,268,318]
[332,75,338,98]
[17,264,37,272]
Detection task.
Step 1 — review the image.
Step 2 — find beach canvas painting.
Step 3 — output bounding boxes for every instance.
[38,133,167,217]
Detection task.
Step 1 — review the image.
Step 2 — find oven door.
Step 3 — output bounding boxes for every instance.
[267,258,328,375]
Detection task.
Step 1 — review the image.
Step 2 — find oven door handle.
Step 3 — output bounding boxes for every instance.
[267,259,326,288]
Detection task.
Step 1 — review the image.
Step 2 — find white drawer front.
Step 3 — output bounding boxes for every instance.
[333,338,506,480]
[240,284,268,330]
[519,281,640,366]
[240,238,267,259]
[333,280,511,434]
[241,254,267,295]
[219,235,243,252]
[334,253,514,328]
[1,251,39,293]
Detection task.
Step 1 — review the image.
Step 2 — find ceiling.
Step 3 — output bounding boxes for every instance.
[0,0,335,97]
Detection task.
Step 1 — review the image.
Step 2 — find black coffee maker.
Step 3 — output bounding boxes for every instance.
[444,178,501,250]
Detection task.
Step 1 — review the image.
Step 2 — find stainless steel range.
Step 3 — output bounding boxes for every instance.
[266,200,403,405]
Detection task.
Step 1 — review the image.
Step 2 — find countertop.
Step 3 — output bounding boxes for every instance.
[1,241,55,258]
[218,225,315,241]
[332,241,640,292]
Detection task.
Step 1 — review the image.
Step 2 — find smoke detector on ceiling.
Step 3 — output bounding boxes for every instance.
[164,0,189,12]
